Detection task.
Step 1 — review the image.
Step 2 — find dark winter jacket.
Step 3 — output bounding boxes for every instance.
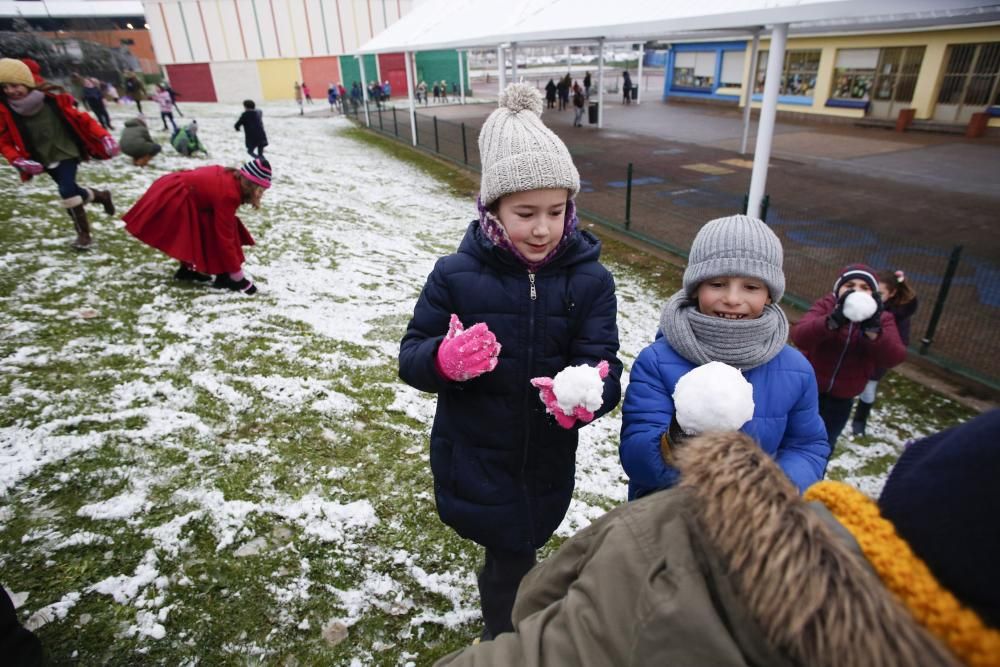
[872,296,918,381]
[234,109,268,150]
[621,337,829,499]
[791,293,907,399]
[119,118,160,158]
[435,431,961,666]
[399,221,623,554]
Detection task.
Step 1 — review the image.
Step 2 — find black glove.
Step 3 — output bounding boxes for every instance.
[860,290,884,336]
[826,290,852,330]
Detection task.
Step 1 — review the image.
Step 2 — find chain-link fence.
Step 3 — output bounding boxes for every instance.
[346,101,1000,389]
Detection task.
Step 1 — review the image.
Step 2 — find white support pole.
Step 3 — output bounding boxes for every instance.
[597,39,605,128]
[747,23,787,220]
[741,30,761,155]
[375,54,382,88]
[511,43,518,83]
[404,50,417,146]
[458,50,466,104]
[498,45,506,95]
[565,45,571,71]
[358,55,371,127]
[636,42,644,105]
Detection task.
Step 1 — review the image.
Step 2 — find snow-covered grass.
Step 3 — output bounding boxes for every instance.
[0,101,975,664]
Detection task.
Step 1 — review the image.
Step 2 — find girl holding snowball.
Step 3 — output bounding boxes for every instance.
[398,83,622,641]
[620,215,829,501]
[791,264,907,447]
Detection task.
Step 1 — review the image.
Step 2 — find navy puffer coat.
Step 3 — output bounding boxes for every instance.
[399,221,623,554]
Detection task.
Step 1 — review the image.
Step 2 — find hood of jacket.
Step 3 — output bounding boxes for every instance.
[674,432,959,667]
[457,219,601,275]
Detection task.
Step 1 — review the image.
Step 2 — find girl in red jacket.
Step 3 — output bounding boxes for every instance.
[0,58,119,250]
[122,157,271,295]
[790,264,906,447]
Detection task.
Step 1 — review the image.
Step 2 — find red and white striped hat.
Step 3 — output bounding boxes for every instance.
[240,157,272,189]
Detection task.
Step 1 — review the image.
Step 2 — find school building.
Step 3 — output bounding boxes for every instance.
[142,0,469,103]
[657,24,1000,130]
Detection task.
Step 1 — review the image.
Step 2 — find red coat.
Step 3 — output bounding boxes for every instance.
[0,90,111,181]
[790,292,907,399]
[122,166,255,275]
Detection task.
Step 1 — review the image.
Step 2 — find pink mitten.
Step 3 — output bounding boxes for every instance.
[12,158,45,175]
[101,135,121,158]
[435,314,501,381]
[531,360,610,430]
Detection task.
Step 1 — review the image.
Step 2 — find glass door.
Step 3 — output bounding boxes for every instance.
[934,42,1000,124]
[869,46,925,119]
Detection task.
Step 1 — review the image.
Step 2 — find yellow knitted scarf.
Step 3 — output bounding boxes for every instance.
[805,481,1000,667]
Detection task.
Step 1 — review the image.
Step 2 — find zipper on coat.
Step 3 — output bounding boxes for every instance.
[528,272,537,301]
[826,322,854,394]
[522,269,538,546]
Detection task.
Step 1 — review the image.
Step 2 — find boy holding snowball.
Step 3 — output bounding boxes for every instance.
[621,215,829,500]
[791,264,906,447]
[398,83,622,641]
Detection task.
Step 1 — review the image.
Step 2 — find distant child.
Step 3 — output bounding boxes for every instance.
[791,264,907,447]
[327,83,338,112]
[119,115,161,166]
[398,83,622,641]
[234,99,268,158]
[850,269,919,436]
[0,58,118,250]
[123,157,271,295]
[171,120,206,157]
[152,84,177,132]
[302,82,313,104]
[621,215,830,500]
[293,82,303,115]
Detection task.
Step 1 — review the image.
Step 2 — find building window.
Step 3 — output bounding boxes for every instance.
[673,51,716,89]
[719,50,745,87]
[937,42,1000,106]
[831,48,878,100]
[871,47,925,103]
[754,49,821,96]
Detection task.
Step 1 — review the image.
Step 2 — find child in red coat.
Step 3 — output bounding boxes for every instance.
[791,264,907,447]
[122,157,272,295]
[0,58,119,250]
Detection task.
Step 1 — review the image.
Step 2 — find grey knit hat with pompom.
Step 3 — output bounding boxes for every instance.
[478,83,580,207]
[683,214,785,303]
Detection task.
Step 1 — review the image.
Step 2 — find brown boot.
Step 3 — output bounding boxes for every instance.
[68,205,93,250]
[91,189,115,216]
[134,154,153,167]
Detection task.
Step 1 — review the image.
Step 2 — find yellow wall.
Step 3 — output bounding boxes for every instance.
[749,25,1000,122]
[257,59,303,101]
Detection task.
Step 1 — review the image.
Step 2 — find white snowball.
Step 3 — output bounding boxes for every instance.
[672,361,755,435]
[843,290,878,322]
[552,364,605,414]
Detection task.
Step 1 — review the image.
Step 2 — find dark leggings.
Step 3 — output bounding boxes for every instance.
[818,393,855,447]
[477,548,536,638]
[46,159,88,203]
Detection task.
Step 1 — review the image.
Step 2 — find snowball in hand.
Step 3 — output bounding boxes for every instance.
[843,290,878,322]
[672,361,754,435]
[551,364,605,415]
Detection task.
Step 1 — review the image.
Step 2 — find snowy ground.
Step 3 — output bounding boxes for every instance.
[0,101,973,664]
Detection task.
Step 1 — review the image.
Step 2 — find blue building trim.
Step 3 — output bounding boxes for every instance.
[663,41,747,103]
[989,106,1000,117]
[751,93,813,106]
[825,98,869,110]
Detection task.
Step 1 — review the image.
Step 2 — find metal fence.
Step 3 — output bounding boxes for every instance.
[344,101,1000,389]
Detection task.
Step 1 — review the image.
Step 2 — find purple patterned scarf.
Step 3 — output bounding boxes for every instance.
[476,196,578,272]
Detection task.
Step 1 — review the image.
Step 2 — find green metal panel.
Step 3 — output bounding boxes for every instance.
[340,54,379,89]
[414,50,470,93]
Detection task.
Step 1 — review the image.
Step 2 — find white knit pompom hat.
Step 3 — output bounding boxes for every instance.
[478,83,580,207]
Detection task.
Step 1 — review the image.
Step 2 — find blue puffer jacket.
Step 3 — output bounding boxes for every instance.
[399,221,623,554]
[620,337,829,500]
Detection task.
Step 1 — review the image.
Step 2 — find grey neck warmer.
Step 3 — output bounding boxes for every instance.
[658,289,789,370]
[8,90,45,116]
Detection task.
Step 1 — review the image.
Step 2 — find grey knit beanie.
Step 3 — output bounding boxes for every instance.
[683,215,785,302]
[478,83,580,207]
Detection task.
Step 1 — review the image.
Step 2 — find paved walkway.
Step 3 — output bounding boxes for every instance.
[342,85,1000,385]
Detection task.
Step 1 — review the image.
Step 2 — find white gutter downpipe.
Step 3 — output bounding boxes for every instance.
[636,42,643,105]
[747,23,787,220]
[597,39,605,128]
[498,45,506,95]
[511,43,518,83]
[741,30,761,155]
[404,50,417,146]
[458,50,466,104]
[358,55,371,127]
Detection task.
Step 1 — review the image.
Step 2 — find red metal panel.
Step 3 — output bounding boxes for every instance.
[301,56,343,95]
[165,63,217,102]
[377,52,409,96]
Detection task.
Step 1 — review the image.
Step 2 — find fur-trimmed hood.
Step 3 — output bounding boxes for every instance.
[675,432,959,667]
